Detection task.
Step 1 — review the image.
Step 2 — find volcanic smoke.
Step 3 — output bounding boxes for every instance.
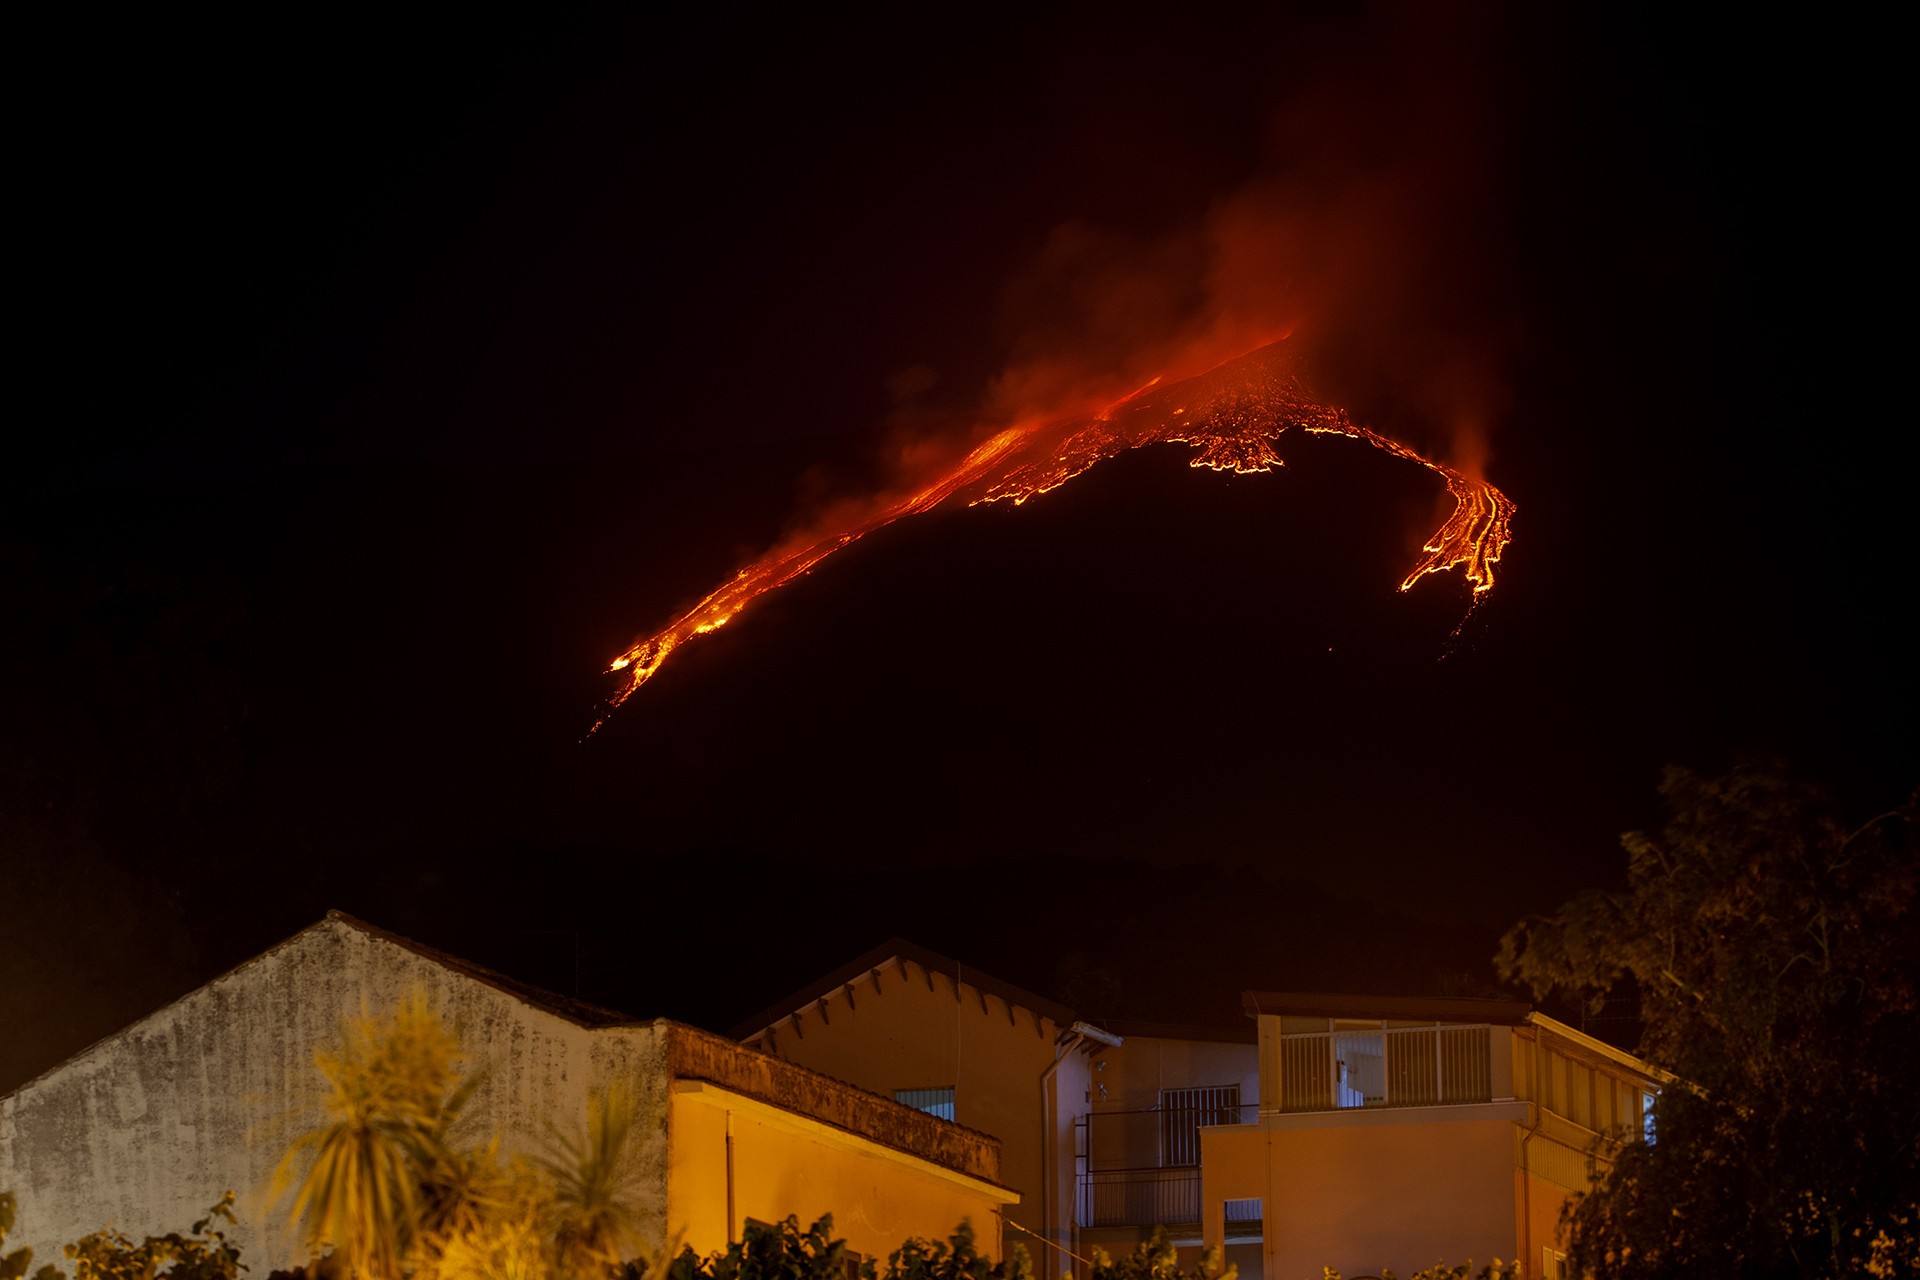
[599,339,1512,721]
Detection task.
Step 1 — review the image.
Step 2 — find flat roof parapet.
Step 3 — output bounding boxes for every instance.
[661,1022,1003,1185]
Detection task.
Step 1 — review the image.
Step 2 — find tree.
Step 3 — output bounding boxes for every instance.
[273,992,476,1278]
[1086,1229,1228,1280]
[1,1191,57,1280]
[273,993,655,1280]
[1497,761,1919,1278]
[0,1192,243,1280]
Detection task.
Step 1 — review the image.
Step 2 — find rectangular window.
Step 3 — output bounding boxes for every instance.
[1159,1085,1241,1165]
[895,1086,955,1121]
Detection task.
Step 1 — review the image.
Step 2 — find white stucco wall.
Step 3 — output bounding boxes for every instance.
[0,915,670,1269]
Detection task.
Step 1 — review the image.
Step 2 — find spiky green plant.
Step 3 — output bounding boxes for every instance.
[274,992,475,1278]
[535,1082,652,1274]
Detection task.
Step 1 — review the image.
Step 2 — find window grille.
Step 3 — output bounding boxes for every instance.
[895,1086,955,1121]
[1158,1085,1240,1166]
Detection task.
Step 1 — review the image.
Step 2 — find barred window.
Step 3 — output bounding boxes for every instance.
[895,1086,955,1121]
[1158,1085,1240,1166]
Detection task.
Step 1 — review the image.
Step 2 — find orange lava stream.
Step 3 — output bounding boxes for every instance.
[600,340,1512,717]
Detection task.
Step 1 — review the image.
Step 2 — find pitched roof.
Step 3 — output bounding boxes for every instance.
[1242,991,1535,1025]
[731,937,1077,1040]
[323,910,640,1028]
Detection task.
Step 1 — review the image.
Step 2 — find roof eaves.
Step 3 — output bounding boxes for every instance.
[731,938,1076,1040]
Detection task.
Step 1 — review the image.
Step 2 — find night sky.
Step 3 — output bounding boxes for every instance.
[6,8,1911,1090]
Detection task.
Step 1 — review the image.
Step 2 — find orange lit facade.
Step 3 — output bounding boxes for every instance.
[1201,993,1662,1280]
[746,949,1663,1280]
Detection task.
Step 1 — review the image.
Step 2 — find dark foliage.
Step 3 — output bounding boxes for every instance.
[1499,762,1920,1277]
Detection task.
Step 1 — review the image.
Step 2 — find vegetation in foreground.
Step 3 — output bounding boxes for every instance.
[1500,761,1919,1278]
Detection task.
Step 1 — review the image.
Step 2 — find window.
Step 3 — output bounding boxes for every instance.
[1541,1247,1568,1279]
[1159,1085,1240,1165]
[895,1086,955,1121]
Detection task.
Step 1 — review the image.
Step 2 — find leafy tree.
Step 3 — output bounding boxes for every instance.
[1,1190,59,1280]
[1321,1265,1517,1280]
[1497,761,1920,1278]
[1087,1229,1228,1280]
[667,1215,867,1280]
[0,1193,243,1280]
[660,1218,1246,1280]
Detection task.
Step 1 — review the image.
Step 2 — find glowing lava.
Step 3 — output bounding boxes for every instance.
[599,340,1512,718]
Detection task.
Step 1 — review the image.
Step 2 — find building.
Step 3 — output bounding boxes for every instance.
[1074,1021,1260,1276]
[740,946,1665,1280]
[0,914,1016,1270]
[1202,992,1664,1280]
[731,940,1099,1277]
[733,942,1266,1279]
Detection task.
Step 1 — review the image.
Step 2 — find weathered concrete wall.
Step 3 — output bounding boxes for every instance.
[0,916,670,1269]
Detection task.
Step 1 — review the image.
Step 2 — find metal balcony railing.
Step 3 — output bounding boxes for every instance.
[1273,1024,1493,1112]
[1075,1169,1266,1229]
[1080,1167,1200,1228]
[1076,1099,1260,1228]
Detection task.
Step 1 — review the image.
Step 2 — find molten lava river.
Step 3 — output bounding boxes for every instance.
[599,339,1512,722]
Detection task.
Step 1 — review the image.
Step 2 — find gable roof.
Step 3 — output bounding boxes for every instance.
[2,911,641,1100]
[731,937,1077,1041]
[1242,991,1535,1025]
[323,910,639,1028]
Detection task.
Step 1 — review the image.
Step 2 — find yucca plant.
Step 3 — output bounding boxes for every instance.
[535,1082,652,1275]
[274,992,476,1278]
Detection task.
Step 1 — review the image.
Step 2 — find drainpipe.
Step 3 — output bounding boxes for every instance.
[727,1109,737,1243]
[1042,1021,1124,1280]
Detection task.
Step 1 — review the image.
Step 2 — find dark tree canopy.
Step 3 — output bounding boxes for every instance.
[1499,762,1920,1278]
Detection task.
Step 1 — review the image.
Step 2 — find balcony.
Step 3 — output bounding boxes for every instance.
[1076,1096,1258,1229]
[1077,1168,1264,1229]
[1271,1024,1493,1112]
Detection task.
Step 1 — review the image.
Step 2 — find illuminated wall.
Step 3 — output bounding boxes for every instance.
[0,916,1012,1271]
[740,949,1083,1272]
[1200,1002,1663,1277]
[669,1081,1012,1262]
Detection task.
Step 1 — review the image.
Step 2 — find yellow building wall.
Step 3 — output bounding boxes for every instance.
[669,1082,1015,1265]
[1206,1113,1518,1280]
[1518,1171,1573,1272]
[1091,1037,1258,1113]
[756,962,1061,1247]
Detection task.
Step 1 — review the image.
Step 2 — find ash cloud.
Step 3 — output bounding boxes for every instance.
[968,3,1526,484]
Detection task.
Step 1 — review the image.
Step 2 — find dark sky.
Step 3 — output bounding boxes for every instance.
[5,7,1912,1089]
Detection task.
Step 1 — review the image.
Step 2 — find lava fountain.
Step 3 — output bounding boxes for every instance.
[598,339,1512,723]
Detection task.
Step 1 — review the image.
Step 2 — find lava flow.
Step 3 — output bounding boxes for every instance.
[599,339,1512,719]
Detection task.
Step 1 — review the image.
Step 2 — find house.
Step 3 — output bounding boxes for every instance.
[0,913,1017,1270]
[739,946,1665,1280]
[1200,992,1664,1280]
[732,942,1265,1279]
[1074,1021,1260,1277]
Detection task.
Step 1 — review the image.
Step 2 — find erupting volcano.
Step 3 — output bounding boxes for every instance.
[599,340,1512,720]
